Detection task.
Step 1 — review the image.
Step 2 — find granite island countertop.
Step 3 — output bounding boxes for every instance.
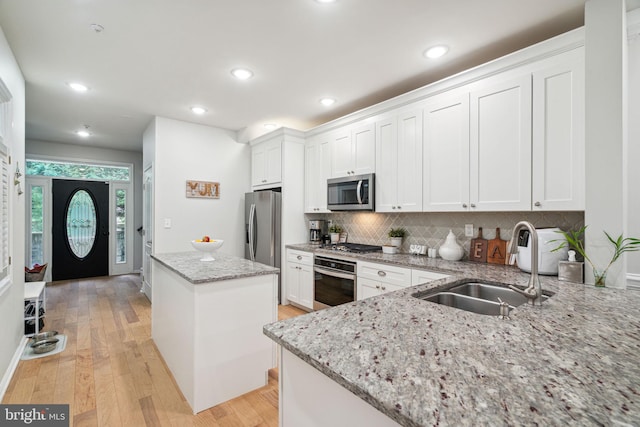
[265,244,640,426]
[152,251,279,284]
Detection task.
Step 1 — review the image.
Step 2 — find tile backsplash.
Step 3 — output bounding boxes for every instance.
[306,211,584,260]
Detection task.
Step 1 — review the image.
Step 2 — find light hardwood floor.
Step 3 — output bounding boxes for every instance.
[2,274,307,426]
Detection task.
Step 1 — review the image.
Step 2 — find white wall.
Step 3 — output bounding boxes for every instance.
[25,139,144,271]
[628,11,640,278]
[151,117,250,257]
[584,0,628,287]
[0,24,26,396]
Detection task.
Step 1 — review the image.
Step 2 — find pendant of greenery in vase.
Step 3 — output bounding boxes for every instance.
[388,228,407,248]
[552,226,640,287]
[328,224,343,244]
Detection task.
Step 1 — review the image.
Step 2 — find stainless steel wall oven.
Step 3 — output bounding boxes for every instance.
[313,255,356,310]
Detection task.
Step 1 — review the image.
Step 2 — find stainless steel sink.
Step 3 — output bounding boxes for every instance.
[413,281,554,316]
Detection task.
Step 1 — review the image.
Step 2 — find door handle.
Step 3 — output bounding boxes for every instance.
[248,203,256,261]
[356,180,363,205]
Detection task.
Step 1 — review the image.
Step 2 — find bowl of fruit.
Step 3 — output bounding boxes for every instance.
[191,236,224,261]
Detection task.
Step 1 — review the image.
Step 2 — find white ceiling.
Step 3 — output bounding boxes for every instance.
[0,0,602,152]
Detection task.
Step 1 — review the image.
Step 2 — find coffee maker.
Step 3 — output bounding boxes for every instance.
[309,220,327,245]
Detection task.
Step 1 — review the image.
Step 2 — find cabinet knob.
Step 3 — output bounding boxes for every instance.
[462,203,468,208]
[470,203,476,208]
[397,206,402,210]
[351,170,355,174]
[392,206,396,209]
[377,271,386,277]
[381,286,386,291]
[534,201,541,207]
[375,285,381,289]
[297,255,302,260]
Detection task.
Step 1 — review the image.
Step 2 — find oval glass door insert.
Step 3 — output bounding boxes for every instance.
[66,189,97,259]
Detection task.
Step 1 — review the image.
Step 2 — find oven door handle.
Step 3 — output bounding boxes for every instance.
[314,266,356,281]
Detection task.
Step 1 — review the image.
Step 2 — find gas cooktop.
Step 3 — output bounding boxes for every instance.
[321,242,382,253]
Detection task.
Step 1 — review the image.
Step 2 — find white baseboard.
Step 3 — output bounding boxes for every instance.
[0,336,28,402]
[627,273,640,290]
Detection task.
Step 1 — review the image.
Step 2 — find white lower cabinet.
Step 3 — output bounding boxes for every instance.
[357,261,411,300]
[286,250,314,310]
[358,277,404,299]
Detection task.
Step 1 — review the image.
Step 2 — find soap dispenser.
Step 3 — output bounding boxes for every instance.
[558,250,584,283]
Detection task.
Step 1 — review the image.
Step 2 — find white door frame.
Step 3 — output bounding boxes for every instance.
[24,158,134,279]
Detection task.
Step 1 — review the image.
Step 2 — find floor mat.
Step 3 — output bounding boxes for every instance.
[21,334,67,360]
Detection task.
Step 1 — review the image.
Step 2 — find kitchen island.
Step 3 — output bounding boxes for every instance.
[152,251,279,414]
[265,248,640,426]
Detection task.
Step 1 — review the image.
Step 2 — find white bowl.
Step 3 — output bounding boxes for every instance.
[382,245,397,255]
[191,240,224,261]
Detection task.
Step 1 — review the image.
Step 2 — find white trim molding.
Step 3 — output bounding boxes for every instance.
[0,336,28,402]
[627,273,640,290]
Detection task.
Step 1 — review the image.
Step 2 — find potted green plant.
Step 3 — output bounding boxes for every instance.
[328,224,343,244]
[388,228,407,248]
[552,226,640,287]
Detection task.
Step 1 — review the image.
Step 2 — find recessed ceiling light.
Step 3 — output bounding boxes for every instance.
[424,45,449,59]
[76,129,91,138]
[264,123,278,131]
[231,68,254,80]
[67,82,89,92]
[319,97,336,107]
[191,106,207,115]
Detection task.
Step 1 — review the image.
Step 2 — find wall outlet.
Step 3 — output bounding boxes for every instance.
[465,224,474,237]
[164,218,172,229]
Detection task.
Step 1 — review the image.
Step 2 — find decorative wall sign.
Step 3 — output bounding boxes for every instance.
[186,180,220,199]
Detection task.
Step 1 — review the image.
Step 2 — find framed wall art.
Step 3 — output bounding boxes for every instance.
[186,180,220,199]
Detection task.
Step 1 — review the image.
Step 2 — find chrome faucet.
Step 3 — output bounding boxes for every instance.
[507,221,543,306]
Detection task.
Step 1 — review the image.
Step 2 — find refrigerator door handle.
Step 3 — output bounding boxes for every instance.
[248,203,256,261]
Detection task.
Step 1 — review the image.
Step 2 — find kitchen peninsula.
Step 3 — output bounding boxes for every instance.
[265,249,640,426]
[151,251,279,414]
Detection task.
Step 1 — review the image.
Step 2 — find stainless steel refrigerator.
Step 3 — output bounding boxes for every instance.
[245,190,282,298]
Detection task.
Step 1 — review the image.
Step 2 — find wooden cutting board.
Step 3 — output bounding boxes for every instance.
[469,227,488,262]
[487,227,507,265]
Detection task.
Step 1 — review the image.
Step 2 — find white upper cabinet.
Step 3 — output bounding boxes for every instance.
[532,47,585,211]
[304,134,332,213]
[376,108,423,212]
[423,91,470,211]
[469,73,532,211]
[331,123,375,178]
[252,137,282,188]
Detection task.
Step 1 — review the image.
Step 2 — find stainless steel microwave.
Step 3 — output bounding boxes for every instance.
[327,173,375,211]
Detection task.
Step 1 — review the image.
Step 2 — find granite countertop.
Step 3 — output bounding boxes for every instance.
[266,244,640,426]
[152,251,279,284]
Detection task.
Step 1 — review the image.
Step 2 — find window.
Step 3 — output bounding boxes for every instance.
[0,141,9,284]
[26,159,130,182]
[30,184,44,266]
[0,84,12,291]
[115,189,126,264]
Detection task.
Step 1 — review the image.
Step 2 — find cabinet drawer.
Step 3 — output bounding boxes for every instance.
[357,261,411,287]
[411,269,450,286]
[287,249,313,266]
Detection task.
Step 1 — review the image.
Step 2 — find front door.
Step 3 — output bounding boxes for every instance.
[52,179,109,280]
